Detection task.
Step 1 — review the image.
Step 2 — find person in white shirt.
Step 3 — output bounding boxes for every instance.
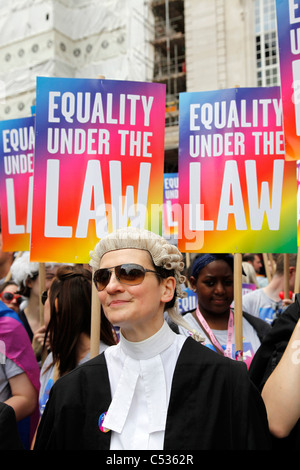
[34,227,271,451]
[241,253,297,324]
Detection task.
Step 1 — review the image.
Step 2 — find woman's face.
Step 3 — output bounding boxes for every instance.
[190,260,233,318]
[0,284,22,312]
[45,265,59,290]
[26,275,40,298]
[96,248,175,341]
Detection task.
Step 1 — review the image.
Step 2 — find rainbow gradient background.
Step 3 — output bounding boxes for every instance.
[31,77,166,263]
[178,86,297,254]
[276,0,300,161]
[0,116,34,251]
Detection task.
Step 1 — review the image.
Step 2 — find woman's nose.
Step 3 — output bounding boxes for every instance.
[105,270,125,292]
[214,281,225,294]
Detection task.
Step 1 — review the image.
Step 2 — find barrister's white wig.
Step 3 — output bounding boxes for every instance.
[89,227,203,341]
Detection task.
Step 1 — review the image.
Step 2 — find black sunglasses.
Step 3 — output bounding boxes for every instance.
[93,263,160,291]
[0,292,22,304]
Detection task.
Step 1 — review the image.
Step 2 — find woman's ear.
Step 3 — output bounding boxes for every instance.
[189,276,197,292]
[161,276,176,304]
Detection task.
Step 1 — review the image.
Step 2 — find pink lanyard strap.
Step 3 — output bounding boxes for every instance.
[195,306,234,358]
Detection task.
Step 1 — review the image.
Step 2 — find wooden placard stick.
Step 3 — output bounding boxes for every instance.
[262,253,271,282]
[294,247,300,294]
[90,74,106,359]
[185,252,191,288]
[268,253,276,279]
[90,272,101,358]
[283,253,290,299]
[39,263,46,326]
[234,253,243,361]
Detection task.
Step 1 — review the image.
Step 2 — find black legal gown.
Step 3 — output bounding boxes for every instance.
[34,337,271,450]
[0,402,24,450]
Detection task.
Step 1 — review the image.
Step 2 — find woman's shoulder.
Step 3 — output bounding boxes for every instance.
[242,311,271,336]
[46,352,110,409]
[59,350,108,384]
[179,336,244,368]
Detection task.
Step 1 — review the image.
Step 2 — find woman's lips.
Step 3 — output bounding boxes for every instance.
[212,298,228,304]
[108,299,130,307]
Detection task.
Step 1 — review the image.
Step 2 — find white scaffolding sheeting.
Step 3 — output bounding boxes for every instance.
[0,0,155,119]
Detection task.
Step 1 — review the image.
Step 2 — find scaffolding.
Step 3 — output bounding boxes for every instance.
[151,0,186,129]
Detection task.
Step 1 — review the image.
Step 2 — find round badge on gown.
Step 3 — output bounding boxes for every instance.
[98,412,110,433]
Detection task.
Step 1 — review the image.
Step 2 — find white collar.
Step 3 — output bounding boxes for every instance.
[102,321,177,435]
[119,320,177,360]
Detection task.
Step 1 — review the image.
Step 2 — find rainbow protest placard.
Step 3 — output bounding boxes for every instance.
[163,173,179,239]
[178,86,297,254]
[276,0,300,160]
[30,77,166,263]
[0,116,35,251]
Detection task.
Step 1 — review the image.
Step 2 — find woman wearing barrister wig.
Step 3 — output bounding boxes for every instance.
[34,227,271,450]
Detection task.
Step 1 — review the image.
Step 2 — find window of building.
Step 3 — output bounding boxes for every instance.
[255,0,279,87]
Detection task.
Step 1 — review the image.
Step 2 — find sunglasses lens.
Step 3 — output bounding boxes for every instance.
[94,264,146,290]
[2,292,14,301]
[116,264,145,285]
[1,292,22,304]
[94,269,112,291]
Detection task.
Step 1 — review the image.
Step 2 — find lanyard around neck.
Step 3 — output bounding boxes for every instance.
[195,306,234,358]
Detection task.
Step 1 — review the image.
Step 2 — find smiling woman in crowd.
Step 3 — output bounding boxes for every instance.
[177,253,270,368]
[34,228,271,450]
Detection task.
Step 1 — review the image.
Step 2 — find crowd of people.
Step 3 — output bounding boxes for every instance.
[0,225,299,450]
